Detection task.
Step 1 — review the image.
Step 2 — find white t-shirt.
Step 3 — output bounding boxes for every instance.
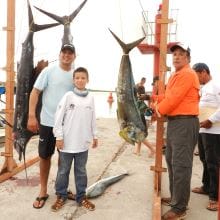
[199,80,220,134]
[53,91,97,153]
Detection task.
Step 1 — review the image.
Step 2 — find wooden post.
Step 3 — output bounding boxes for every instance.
[0,0,17,173]
[152,0,171,219]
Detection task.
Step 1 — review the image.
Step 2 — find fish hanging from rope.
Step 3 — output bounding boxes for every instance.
[109,29,147,145]
[34,0,87,45]
[13,0,59,162]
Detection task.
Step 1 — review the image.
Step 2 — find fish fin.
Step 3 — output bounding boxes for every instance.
[69,0,88,21]
[34,0,87,25]
[109,29,145,54]
[28,0,60,32]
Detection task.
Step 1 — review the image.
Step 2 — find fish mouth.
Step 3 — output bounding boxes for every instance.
[119,124,146,145]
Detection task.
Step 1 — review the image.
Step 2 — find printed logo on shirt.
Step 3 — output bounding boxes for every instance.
[39,138,44,142]
[69,104,75,109]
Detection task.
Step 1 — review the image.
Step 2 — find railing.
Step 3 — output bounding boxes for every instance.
[141,8,179,45]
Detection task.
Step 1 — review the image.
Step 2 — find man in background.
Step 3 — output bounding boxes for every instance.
[191,63,220,211]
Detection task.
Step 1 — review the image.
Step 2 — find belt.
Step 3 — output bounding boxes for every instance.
[167,115,197,120]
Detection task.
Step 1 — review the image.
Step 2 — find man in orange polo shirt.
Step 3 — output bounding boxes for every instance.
[155,43,200,220]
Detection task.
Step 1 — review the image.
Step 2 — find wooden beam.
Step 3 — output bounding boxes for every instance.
[1,0,17,173]
[152,189,162,220]
[0,156,40,183]
[153,0,170,219]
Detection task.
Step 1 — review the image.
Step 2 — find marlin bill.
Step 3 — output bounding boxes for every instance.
[109,29,147,145]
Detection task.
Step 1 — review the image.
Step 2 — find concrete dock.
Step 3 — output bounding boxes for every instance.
[0,118,218,220]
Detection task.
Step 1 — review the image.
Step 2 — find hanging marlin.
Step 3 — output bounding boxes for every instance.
[34,0,87,45]
[109,29,147,145]
[13,0,59,161]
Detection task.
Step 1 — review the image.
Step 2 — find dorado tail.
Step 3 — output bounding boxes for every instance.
[108,29,145,55]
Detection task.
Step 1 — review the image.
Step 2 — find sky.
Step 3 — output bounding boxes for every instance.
[0,0,220,91]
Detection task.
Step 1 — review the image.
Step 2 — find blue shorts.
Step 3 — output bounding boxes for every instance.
[38,124,56,159]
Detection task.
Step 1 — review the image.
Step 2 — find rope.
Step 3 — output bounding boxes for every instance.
[118,0,124,40]
[137,0,153,36]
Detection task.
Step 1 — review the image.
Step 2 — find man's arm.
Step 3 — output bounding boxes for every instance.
[27,88,41,132]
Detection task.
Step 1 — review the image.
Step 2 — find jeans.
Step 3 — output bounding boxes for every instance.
[55,150,88,203]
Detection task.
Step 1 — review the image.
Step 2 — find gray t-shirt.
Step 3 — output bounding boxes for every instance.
[34,63,73,127]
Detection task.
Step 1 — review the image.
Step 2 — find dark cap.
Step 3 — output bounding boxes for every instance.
[192,63,210,74]
[170,42,191,54]
[60,43,75,53]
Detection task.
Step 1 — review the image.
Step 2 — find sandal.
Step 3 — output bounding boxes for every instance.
[192,186,208,195]
[207,200,218,211]
[79,198,95,211]
[51,196,66,212]
[33,194,49,209]
[67,190,76,200]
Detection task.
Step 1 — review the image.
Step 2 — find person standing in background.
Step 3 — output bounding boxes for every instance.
[136,77,146,95]
[135,77,151,101]
[154,43,200,220]
[134,77,155,157]
[191,63,220,211]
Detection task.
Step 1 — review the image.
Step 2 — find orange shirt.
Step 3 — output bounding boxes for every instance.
[158,64,200,116]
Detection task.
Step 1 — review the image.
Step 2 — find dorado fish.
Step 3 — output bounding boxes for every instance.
[86,172,128,198]
[34,0,87,45]
[13,0,59,161]
[109,29,147,145]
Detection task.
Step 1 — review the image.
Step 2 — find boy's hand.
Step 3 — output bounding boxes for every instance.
[56,139,64,150]
[92,139,98,148]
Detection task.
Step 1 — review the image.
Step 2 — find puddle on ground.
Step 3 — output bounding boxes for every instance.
[10,175,40,187]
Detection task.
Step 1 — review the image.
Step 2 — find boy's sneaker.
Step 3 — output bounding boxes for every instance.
[79,198,95,211]
[51,196,66,212]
